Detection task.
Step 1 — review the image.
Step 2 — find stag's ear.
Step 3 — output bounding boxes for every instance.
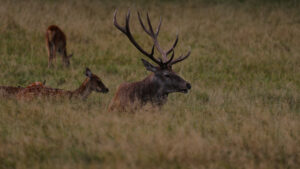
[85,68,92,77]
[141,59,158,72]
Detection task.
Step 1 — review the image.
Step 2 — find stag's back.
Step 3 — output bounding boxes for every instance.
[108,78,153,112]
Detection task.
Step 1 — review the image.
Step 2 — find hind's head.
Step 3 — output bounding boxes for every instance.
[85,68,109,93]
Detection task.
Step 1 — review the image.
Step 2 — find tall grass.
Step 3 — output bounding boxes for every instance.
[0,0,299,168]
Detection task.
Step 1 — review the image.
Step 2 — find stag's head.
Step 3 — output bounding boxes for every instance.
[85,68,109,93]
[114,10,191,95]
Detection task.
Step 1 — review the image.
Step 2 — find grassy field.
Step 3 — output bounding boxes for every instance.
[0,0,300,168]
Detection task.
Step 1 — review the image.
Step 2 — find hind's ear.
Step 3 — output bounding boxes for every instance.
[85,68,92,77]
[141,59,158,72]
[69,53,73,58]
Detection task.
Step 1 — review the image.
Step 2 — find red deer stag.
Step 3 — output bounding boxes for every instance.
[46,25,73,68]
[17,68,109,100]
[109,10,191,111]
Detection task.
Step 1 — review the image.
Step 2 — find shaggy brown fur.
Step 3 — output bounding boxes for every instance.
[108,74,170,111]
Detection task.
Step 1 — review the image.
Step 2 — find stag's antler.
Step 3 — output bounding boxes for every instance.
[137,12,179,64]
[114,10,161,66]
[113,9,190,68]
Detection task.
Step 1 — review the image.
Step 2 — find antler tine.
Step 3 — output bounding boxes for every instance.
[113,10,126,34]
[138,12,162,38]
[146,12,155,36]
[137,12,151,36]
[165,50,175,65]
[155,17,162,37]
[170,50,191,65]
[166,34,178,55]
[125,10,131,32]
[114,9,162,66]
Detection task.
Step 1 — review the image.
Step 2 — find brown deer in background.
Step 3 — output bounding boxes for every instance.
[46,25,73,68]
[17,68,109,100]
[109,10,191,111]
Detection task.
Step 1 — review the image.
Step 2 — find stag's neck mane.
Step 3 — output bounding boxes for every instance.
[134,73,167,105]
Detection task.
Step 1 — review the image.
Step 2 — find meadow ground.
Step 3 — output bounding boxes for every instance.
[0,0,300,168]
